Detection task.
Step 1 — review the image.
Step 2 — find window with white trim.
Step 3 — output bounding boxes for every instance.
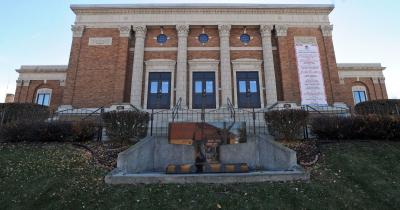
[352,85,368,105]
[35,88,52,106]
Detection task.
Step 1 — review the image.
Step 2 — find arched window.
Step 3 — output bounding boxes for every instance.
[35,88,52,106]
[352,85,368,105]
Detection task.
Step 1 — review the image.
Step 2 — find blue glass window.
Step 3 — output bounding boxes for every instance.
[239,81,246,93]
[36,93,51,106]
[240,34,251,44]
[161,81,169,93]
[249,81,257,93]
[150,82,158,93]
[195,81,202,93]
[156,34,168,44]
[206,81,213,93]
[198,33,209,44]
[353,91,367,104]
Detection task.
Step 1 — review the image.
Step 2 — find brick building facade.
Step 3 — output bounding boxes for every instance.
[14,4,387,110]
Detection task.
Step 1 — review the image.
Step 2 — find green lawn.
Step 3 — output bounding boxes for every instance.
[1,141,400,210]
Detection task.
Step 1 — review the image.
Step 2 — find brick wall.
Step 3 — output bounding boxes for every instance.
[14,80,64,111]
[276,27,339,105]
[62,28,130,108]
[339,78,388,106]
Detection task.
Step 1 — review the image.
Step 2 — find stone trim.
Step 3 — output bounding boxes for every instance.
[71,4,334,15]
[188,47,219,51]
[119,25,131,37]
[276,25,288,37]
[260,24,273,37]
[230,47,263,51]
[132,25,147,38]
[71,25,85,37]
[176,24,190,37]
[16,65,68,73]
[320,24,333,37]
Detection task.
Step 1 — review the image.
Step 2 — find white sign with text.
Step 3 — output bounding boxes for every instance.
[295,37,327,105]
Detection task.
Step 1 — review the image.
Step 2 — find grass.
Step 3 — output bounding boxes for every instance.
[1,141,400,210]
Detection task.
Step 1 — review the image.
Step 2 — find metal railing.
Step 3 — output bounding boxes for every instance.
[148,99,268,137]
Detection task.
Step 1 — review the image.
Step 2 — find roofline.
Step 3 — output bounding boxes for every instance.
[16,65,68,73]
[70,3,335,12]
[337,63,386,71]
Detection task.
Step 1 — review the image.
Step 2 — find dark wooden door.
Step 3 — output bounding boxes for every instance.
[147,72,171,109]
[236,72,261,108]
[192,72,216,109]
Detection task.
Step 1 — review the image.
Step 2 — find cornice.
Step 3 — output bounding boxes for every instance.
[71,7,333,15]
[16,65,68,73]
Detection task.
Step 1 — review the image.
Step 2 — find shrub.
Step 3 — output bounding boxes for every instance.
[71,121,98,142]
[102,110,149,143]
[311,115,400,141]
[355,99,400,116]
[0,103,50,125]
[0,121,73,143]
[265,109,308,141]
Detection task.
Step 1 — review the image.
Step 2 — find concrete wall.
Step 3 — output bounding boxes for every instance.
[219,135,298,171]
[117,136,195,173]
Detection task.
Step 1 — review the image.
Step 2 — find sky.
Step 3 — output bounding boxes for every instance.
[0,0,399,102]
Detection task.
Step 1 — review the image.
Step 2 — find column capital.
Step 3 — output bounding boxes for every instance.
[133,25,147,38]
[218,24,231,37]
[275,25,288,37]
[119,25,131,37]
[71,25,85,38]
[176,24,189,37]
[320,24,333,37]
[260,24,274,37]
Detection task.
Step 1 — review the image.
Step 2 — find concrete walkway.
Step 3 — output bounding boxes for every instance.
[105,169,309,184]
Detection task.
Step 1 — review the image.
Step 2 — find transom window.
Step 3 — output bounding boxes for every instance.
[35,88,52,106]
[352,85,368,105]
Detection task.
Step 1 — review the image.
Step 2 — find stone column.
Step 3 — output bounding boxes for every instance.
[260,25,278,106]
[218,24,232,107]
[130,25,147,108]
[176,24,189,107]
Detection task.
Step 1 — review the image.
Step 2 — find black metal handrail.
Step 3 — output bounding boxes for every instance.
[227,97,236,122]
[172,97,182,121]
[82,107,105,121]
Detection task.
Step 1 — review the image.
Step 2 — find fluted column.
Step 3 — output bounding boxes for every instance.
[218,24,232,107]
[130,25,147,108]
[176,24,189,107]
[260,25,278,106]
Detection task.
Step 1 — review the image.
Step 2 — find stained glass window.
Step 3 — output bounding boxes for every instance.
[198,33,209,44]
[240,34,251,44]
[157,34,168,44]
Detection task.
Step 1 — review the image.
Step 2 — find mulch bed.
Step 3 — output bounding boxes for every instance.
[72,142,132,170]
[283,140,320,167]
